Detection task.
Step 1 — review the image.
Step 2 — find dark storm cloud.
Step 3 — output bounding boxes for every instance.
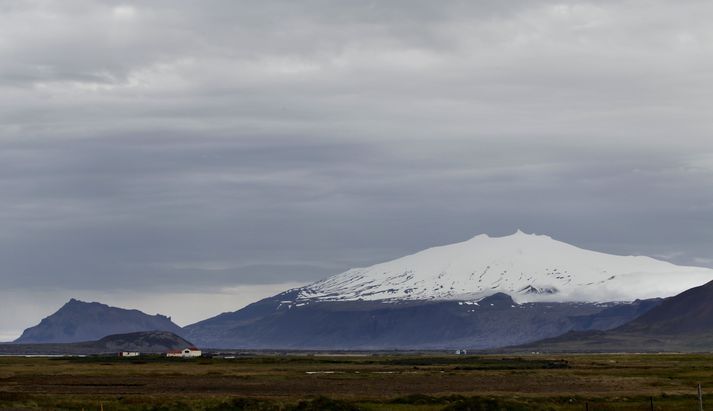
[1,1,712,335]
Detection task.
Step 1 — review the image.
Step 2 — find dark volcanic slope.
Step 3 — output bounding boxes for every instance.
[0,331,194,355]
[15,299,183,343]
[569,298,662,331]
[509,280,713,353]
[184,291,659,350]
[96,331,193,351]
[618,280,713,334]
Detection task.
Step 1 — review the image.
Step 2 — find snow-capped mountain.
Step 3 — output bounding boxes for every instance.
[184,231,709,349]
[296,230,713,304]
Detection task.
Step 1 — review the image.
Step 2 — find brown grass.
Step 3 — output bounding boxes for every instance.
[1,354,712,409]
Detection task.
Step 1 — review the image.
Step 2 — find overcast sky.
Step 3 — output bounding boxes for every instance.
[1,0,712,340]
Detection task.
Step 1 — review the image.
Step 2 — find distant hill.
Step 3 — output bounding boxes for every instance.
[0,331,194,355]
[14,299,183,343]
[508,280,713,353]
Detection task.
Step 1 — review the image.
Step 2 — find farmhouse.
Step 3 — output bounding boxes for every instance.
[119,351,140,357]
[166,347,202,358]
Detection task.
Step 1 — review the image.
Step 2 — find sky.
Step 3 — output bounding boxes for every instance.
[1,0,712,340]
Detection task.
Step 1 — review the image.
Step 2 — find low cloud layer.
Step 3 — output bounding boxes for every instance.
[1,1,712,338]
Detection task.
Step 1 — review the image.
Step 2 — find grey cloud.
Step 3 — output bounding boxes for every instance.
[0,134,710,293]
[0,0,712,336]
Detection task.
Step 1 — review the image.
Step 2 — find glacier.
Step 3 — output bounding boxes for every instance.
[296,230,713,304]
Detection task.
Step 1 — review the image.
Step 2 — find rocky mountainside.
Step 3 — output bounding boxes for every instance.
[15,299,183,343]
[0,331,194,355]
[183,291,661,349]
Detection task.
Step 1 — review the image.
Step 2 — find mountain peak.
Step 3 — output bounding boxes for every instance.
[510,229,551,239]
[61,298,87,310]
[468,230,553,243]
[297,233,713,304]
[480,292,516,306]
[64,298,91,306]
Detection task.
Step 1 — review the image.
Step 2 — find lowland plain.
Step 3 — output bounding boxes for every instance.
[1,353,713,410]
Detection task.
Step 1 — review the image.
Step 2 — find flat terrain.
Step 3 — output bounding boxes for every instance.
[1,354,713,410]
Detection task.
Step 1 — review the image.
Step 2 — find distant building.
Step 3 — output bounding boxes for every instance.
[455,349,468,355]
[119,351,140,357]
[166,347,202,358]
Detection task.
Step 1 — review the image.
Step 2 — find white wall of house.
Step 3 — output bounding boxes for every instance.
[182,348,202,357]
[166,347,202,358]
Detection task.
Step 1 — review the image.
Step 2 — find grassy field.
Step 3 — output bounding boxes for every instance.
[1,353,713,410]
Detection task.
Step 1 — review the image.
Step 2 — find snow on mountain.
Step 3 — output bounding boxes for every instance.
[296,230,713,304]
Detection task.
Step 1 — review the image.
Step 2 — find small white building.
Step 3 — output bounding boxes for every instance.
[166,347,202,358]
[119,351,140,357]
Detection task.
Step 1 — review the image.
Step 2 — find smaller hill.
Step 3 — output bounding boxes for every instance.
[618,280,713,334]
[95,331,195,352]
[508,280,713,353]
[0,331,194,355]
[15,299,183,343]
